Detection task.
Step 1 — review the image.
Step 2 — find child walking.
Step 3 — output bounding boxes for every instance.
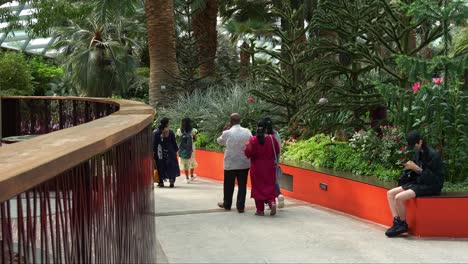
[176,118,198,183]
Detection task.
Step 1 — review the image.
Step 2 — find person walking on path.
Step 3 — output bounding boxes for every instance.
[245,120,280,216]
[176,117,198,183]
[385,131,444,237]
[217,113,252,213]
[263,117,285,209]
[153,118,180,188]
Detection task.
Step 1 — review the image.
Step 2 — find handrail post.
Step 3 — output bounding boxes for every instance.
[0,96,2,147]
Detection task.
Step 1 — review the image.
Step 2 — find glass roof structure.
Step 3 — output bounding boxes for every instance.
[0,1,58,57]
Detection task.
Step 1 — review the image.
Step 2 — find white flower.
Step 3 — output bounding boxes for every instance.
[318,98,329,105]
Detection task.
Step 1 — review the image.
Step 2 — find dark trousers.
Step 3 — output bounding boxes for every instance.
[223,169,249,210]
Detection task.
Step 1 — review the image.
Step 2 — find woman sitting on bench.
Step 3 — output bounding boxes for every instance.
[385,131,445,237]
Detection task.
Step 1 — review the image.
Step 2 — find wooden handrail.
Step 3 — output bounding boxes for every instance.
[0,97,155,202]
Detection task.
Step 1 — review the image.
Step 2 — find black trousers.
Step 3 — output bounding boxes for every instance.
[223,169,249,210]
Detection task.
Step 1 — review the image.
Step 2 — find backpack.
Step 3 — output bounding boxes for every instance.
[179,130,193,159]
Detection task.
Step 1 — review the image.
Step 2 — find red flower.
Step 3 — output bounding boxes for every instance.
[436,145,441,150]
[412,82,421,93]
[399,147,403,151]
[247,97,254,103]
[432,77,444,84]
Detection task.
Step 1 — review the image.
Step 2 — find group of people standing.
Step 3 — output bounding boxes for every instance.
[153,113,446,235]
[216,113,285,216]
[153,113,285,216]
[153,117,198,188]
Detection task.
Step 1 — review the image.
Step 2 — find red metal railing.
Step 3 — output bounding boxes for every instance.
[1,97,119,138]
[0,97,155,263]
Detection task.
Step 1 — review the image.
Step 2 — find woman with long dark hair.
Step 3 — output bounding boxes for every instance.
[153,117,180,188]
[263,117,285,209]
[176,117,198,183]
[244,119,280,216]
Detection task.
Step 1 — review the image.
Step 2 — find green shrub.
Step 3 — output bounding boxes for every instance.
[282,133,401,182]
[411,82,467,183]
[28,57,63,96]
[157,81,280,146]
[332,142,361,172]
[123,67,149,103]
[349,127,408,171]
[442,181,468,192]
[282,134,333,165]
[0,52,33,96]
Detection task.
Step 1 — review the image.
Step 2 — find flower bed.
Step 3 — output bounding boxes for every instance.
[196,149,468,238]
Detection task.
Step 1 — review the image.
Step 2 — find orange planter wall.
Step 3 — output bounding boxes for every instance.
[196,149,468,238]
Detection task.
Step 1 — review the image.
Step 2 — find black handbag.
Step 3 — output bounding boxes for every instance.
[397,170,417,186]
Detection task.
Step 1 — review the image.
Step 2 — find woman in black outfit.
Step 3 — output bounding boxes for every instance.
[153,118,180,188]
[385,131,445,237]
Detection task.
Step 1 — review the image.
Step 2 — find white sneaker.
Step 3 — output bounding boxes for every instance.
[278,195,285,208]
[184,178,190,184]
[190,175,197,181]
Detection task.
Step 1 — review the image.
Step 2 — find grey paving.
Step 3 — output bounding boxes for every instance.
[155,177,468,263]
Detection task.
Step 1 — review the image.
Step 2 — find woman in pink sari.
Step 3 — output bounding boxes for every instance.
[245,120,280,216]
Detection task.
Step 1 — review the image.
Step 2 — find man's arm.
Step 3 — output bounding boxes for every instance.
[217,130,227,146]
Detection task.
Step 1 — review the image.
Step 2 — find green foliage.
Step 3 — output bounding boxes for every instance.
[282,131,404,182]
[410,82,467,183]
[122,67,149,103]
[349,127,407,170]
[282,134,334,167]
[442,181,468,192]
[172,0,206,93]
[0,52,33,96]
[28,57,64,96]
[157,81,280,147]
[5,0,138,37]
[308,0,385,122]
[252,2,314,121]
[52,14,143,97]
[194,133,223,151]
[215,33,240,81]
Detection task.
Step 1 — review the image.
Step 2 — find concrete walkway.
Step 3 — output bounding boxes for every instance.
[155,177,468,263]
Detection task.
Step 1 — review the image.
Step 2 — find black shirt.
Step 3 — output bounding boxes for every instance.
[413,147,445,189]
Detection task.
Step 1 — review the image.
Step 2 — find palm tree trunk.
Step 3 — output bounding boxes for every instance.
[193,0,218,78]
[145,0,179,107]
[239,41,250,80]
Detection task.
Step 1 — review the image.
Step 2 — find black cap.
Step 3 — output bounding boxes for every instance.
[406,131,422,151]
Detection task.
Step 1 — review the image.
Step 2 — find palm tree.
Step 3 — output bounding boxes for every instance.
[221,0,275,80]
[52,13,144,97]
[224,19,273,80]
[192,0,218,78]
[145,0,179,107]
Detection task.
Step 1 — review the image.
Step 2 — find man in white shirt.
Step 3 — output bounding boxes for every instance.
[217,113,252,213]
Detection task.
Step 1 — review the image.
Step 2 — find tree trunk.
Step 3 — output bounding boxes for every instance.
[193,0,218,78]
[239,41,250,80]
[145,0,179,107]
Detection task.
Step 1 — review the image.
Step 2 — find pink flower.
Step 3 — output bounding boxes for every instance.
[412,82,421,92]
[247,97,254,103]
[432,77,444,84]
